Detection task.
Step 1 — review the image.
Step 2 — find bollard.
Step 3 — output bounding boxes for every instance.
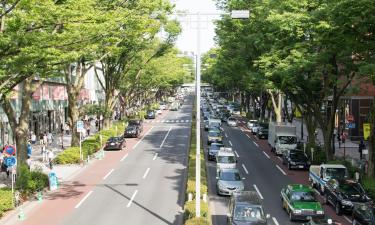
[188,193,193,202]
[37,191,43,203]
[203,193,207,203]
[18,207,26,221]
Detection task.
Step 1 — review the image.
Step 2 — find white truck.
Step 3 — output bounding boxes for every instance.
[309,164,348,194]
[216,147,237,172]
[268,122,297,155]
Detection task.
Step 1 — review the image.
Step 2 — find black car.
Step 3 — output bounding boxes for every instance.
[352,203,375,225]
[324,179,371,215]
[228,191,270,225]
[128,119,143,133]
[104,136,126,151]
[208,143,224,161]
[257,127,269,139]
[145,110,155,119]
[282,149,310,170]
[124,125,140,138]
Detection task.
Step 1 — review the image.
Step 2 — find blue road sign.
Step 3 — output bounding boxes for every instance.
[77,121,84,132]
[346,123,356,129]
[4,157,16,167]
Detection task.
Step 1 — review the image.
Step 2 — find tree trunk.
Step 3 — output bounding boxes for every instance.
[305,115,317,147]
[268,90,282,122]
[67,92,80,147]
[367,102,375,177]
[104,90,114,129]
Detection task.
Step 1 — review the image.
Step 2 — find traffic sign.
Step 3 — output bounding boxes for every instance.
[77,121,84,132]
[346,123,355,129]
[4,145,16,156]
[4,157,16,167]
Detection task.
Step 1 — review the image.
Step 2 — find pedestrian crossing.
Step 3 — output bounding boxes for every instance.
[144,119,191,124]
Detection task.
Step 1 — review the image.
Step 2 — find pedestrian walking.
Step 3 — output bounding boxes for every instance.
[43,133,48,146]
[59,134,64,149]
[26,155,32,169]
[39,133,44,145]
[359,139,365,160]
[41,144,47,162]
[27,142,32,157]
[48,149,54,170]
[47,132,53,145]
[31,133,36,144]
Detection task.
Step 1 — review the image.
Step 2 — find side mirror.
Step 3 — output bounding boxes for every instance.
[266,214,270,219]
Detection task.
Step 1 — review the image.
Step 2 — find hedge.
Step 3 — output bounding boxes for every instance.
[184,201,209,221]
[185,217,210,225]
[0,188,13,217]
[16,165,49,196]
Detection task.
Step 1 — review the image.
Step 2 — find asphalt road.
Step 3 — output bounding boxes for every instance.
[59,96,193,225]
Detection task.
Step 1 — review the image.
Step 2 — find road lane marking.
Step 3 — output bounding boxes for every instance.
[127,190,138,207]
[253,184,264,200]
[225,133,228,138]
[272,217,280,225]
[229,140,233,146]
[276,165,287,175]
[75,191,93,209]
[160,126,172,148]
[133,126,154,149]
[277,156,282,161]
[103,169,114,180]
[234,151,239,158]
[246,134,251,139]
[142,168,150,179]
[242,164,249,174]
[344,216,352,223]
[253,141,259,147]
[120,154,128,162]
[161,120,165,122]
[153,153,158,160]
[263,152,270,159]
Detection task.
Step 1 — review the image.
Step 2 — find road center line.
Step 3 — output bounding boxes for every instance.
[153,153,158,160]
[225,133,228,138]
[160,126,172,148]
[242,164,249,174]
[75,191,93,209]
[142,168,150,179]
[246,134,251,139]
[103,169,114,180]
[272,217,280,225]
[127,190,138,208]
[120,153,128,162]
[253,141,259,147]
[343,216,352,223]
[234,151,240,158]
[133,126,154,150]
[253,184,264,200]
[277,156,282,162]
[229,140,233,146]
[276,165,287,176]
[263,151,270,159]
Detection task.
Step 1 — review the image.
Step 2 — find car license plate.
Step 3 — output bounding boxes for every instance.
[110,143,115,145]
[299,165,304,168]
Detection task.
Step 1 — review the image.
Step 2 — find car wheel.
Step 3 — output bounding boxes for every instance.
[335,202,342,215]
[289,211,294,221]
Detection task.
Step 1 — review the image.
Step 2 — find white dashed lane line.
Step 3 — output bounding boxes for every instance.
[120,153,128,162]
[225,133,228,138]
[242,164,249,174]
[253,184,264,200]
[75,191,93,209]
[276,165,287,176]
[229,140,233,146]
[253,141,259,147]
[234,151,240,158]
[127,190,138,208]
[272,217,280,225]
[142,168,150,179]
[103,169,114,180]
[263,151,270,159]
[344,216,352,223]
[153,153,158,160]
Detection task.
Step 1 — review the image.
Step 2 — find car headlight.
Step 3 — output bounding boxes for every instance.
[293,210,302,214]
[316,210,324,215]
[341,200,353,206]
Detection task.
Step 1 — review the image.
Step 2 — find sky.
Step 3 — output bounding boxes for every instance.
[171,0,219,54]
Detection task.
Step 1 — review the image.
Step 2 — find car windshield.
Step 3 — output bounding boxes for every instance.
[234,205,265,222]
[128,120,140,125]
[290,152,308,161]
[217,156,235,163]
[279,136,297,144]
[220,171,241,181]
[339,182,364,195]
[108,137,121,142]
[260,123,268,129]
[127,126,136,130]
[209,131,220,137]
[291,191,316,202]
[228,118,236,121]
[210,122,220,127]
[325,168,347,180]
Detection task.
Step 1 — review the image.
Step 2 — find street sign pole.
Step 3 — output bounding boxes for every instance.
[195,12,201,218]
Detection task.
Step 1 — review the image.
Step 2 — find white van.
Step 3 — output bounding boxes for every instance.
[216,147,236,171]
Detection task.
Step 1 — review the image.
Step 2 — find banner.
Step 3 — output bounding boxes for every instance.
[363,123,371,141]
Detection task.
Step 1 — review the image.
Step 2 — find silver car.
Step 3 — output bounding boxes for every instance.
[216,168,244,196]
[227,117,238,127]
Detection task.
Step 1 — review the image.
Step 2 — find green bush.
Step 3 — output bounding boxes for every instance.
[0,188,13,217]
[185,217,210,225]
[327,159,359,178]
[304,143,326,164]
[16,165,48,196]
[362,177,375,199]
[184,201,209,221]
[55,147,81,164]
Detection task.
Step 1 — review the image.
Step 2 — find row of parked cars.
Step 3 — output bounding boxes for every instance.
[202,94,375,225]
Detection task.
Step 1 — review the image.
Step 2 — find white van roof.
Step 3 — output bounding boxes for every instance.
[218,147,235,156]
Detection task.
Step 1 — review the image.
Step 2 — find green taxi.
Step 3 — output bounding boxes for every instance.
[281,184,324,221]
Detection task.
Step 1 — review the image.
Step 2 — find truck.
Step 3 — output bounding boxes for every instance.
[268,122,297,155]
[309,164,348,194]
[216,147,236,172]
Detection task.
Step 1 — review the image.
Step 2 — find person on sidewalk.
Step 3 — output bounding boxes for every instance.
[47,132,53,145]
[59,134,64,149]
[26,155,32,169]
[41,144,47,162]
[39,133,44,145]
[359,139,365,160]
[43,133,48,146]
[27,142,32,158]
[48,149,54,170]
[31,132,36,145]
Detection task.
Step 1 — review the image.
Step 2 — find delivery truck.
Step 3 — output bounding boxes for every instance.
[268,122,297,155]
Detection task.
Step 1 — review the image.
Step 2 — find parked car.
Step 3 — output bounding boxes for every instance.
[124,125,140,138]
[104,136,126,151]
[160,102,167,110]
[352,203,375,225]
[257,126,269,139]
[208,143,225,161]
[145,110,155,119]
[251,122,261,135]
[324,179,371,215]
[227,191,270,225]
[207,130,223,144]
[128,119,143,133]
[282,149,310,170]
[281,184,324,221]
[247,120,258,132]
[216,168,244,196]
[227,117,238,127]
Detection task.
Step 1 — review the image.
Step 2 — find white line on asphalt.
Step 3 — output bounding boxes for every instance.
[153,153,158,160]
[160,126,172,148]
[133,126,154,149]
[263,151,270,159]
[272,217,280,225]
[75,191,93,209]
[229,140,233,146]
[276,165,287,176]
[344,216,352,223]
[253,184,264,200]
[103,169,114,180]
[234,151,239,158]
[142,168,150,179]
[277,156,282,162]
[242,164,249,174]
[225,133,228,138]
[253,141,259,147]
[166,120,170,122]
[161,120,165,122]
[314,189,320,195]
[246,134,251,139]
[127,190,138,207]
[120,154,128,162]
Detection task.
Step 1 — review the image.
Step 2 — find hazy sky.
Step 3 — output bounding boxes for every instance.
[171,0,219,53]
